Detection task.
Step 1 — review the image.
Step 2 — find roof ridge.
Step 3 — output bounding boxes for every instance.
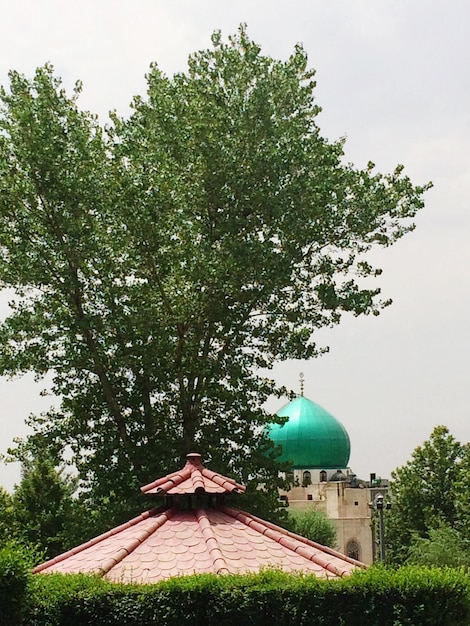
[236,510,366,569]
[195,508,229,575]
[201,467,245,493]
[140,467,192,493]
[221,507,363,576]
[33,505,168,574]
[98,509,176,575]
[189,465,206,495]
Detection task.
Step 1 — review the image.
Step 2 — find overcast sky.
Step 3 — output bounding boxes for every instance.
[0,0,469,490]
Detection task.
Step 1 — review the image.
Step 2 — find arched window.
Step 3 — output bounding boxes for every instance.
[302,470,312,487]
[346,539,360,561]
[319,470,327,483]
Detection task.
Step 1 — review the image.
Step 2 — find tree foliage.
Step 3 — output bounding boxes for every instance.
[407,524,470,568]
[11,458,80,558]
[0,488,13,538]
[284,508,337,547]
[0,453,91,558]
[386,425,470,565]
[0,27,429,522]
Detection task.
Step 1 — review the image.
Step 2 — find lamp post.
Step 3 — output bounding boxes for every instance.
[373,493,392,562]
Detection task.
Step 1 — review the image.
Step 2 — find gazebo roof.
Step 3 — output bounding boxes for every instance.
[34,454,365,584]
[140,452,245,496]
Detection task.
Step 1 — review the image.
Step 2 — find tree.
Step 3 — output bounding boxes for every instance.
[0,27,429,523]
[406,524,470,568]
[11,457,80,558]
[386,426,466,564]
[1,447,106,555]
[454,442,470,538]
[0,488,14,540]
[284,508,336,547]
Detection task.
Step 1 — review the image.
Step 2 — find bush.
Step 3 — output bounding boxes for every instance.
[0,541,36,625]
[19,566,470,626]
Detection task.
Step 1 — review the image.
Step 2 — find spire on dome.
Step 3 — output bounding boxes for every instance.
[299,372,305,397]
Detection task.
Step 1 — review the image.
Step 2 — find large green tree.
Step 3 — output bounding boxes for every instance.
[0,27,428,522]
[386,426,467,564]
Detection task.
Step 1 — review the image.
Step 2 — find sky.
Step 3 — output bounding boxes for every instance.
[0,0,469,490]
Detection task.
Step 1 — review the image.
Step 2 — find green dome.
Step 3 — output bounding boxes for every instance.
[268,396,350,469]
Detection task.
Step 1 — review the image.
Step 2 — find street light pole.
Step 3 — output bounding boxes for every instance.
[373,493,392,562]
[375,494,386,562]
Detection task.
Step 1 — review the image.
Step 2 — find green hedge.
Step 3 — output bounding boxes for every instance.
[1,544,468,626]
[0,542,34,625]
[16,566,470,626]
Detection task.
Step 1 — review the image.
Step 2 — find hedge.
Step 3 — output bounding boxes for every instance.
[0,542,35,625]
[16,567,470,626]
[1,549,469,626]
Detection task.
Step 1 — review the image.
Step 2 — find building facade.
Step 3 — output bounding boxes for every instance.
[269,394,387,565]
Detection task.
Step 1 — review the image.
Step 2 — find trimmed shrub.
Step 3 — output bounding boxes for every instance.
[18,566,470,626]
[0,542,35,625]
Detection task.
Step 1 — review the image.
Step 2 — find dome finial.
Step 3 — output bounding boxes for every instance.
[299,372,305,397]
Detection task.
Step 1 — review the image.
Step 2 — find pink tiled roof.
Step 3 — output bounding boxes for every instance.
[140,453,245,496]
[33,454,366,583]
[34,505,364,583]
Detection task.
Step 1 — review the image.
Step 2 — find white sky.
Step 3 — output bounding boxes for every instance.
[0,0,469,489]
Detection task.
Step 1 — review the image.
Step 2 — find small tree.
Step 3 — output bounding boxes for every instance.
[386,426,465,564]
[284,508,336,547]
[11,458,78,558]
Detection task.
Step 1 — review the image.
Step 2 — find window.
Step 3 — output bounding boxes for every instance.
[346,539,360,561]
[302,471,312,487]
[319,470,327,483]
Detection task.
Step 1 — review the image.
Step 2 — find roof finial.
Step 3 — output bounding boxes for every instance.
[299,372,305,397]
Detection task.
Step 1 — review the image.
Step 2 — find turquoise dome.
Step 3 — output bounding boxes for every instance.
[268,396,350,469]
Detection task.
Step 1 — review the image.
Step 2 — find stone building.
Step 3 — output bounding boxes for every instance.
[269,393,387,565]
